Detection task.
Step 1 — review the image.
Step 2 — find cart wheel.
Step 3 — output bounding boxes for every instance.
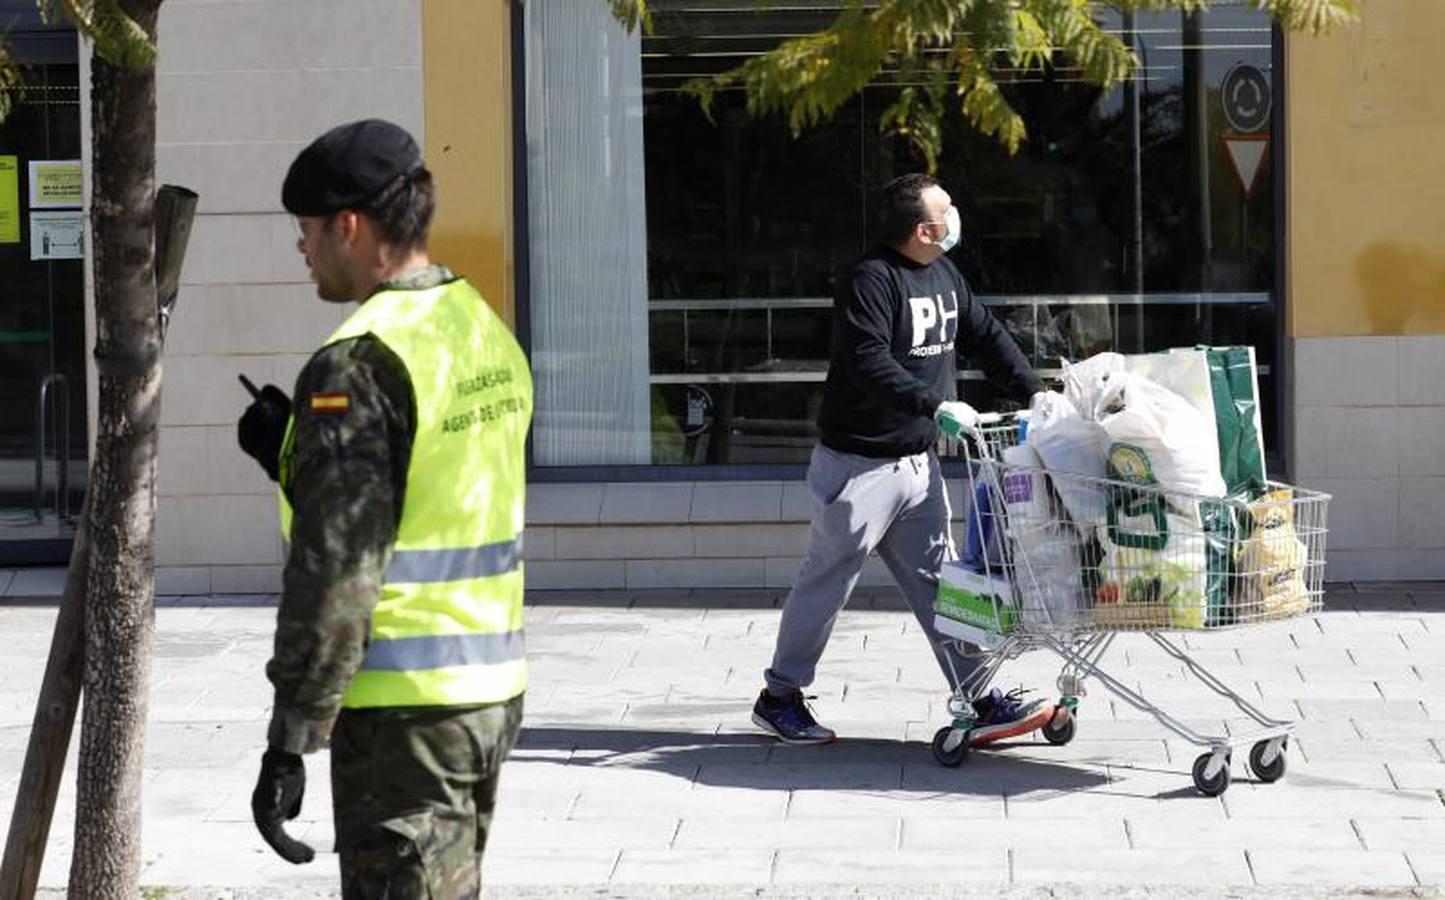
[1249,738,1288,783]
[1042,706,1075,746]
[1191,751,1232,797]
[931,725,969,767]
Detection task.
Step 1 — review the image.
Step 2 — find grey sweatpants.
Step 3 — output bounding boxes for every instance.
[764,443,982,696]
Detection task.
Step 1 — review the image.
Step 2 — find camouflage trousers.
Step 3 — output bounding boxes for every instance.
[329,694,524,899]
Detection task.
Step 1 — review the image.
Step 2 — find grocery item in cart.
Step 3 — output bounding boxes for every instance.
[961,477,1005,572]
[1000,443,1083,627]
[1025,390,1110,527]
[1092,525,1208,629]
[1067,346,1267,501]
[1060,352,1125,417]
[1234,487,1310,621]
[1095,371,1227,503]
[934,563,1016,647]
[1202,347,1267,498]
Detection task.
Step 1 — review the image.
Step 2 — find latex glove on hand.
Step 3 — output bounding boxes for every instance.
[237,383,291,482]
[934,400,980,438]
[251,748,315,864]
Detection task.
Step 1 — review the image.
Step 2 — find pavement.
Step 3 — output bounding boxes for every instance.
[2,571,1445,898]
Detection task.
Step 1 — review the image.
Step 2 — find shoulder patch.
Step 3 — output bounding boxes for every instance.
[310,392,350,416]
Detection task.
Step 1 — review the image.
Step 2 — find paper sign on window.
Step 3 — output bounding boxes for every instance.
[28,159,83,209]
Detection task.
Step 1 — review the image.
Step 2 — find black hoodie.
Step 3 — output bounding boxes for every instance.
[817,245,1042,458]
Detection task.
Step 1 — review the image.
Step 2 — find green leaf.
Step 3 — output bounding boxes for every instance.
[607,0,652,35]
[607,0,1360,157]
[0,43,22,122]
[38,0,157,70]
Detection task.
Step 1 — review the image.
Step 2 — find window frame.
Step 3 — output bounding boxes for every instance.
[512,3,1292,483]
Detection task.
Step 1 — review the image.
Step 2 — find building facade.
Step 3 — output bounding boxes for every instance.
[1,0,1440,588]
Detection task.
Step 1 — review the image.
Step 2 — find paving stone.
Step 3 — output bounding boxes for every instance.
[1124,816,1360,849]
[899,817,1130,850]
[1248,849,1417,887]
[772,848,1007,884]
[1354,816,1445,851]
[1296,699,1429,722]
[503,762,696,793]
[492,787,580,821]
[1298,662,1420,681]
[1275,760,1395,791]
[610,849,774,884]
[1294,737,1442,764]
[10,592,1445,894]
[482,848,619,885]
[1382,762,1445,792]
[1409,852,1445,886]
[785,789,1004,820]
[903,757,1108,797]
[1012,847,1252,887]
[1260,678,1388,702]
[673,816,896,850]
[1224,784,1445,819]
[487,817,678,851]
[570,786,789,821]
[141,843,322,889]
[1004,789,1194,820]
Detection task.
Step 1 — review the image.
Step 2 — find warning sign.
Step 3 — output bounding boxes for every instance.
[1224,135,1269,197]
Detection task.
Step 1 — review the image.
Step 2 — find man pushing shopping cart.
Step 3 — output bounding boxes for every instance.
[751,173,1055,748]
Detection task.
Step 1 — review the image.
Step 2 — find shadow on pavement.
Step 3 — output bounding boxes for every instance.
[512,726,1110,795]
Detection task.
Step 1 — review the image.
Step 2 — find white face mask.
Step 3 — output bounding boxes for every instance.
[939,205,961,252]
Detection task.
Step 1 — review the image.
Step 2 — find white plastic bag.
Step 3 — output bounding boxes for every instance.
[1061,352,1125,419]
[1095,372,1226,501]
[1025,391,1110,527]
[1126,349,1217,434]
[1011,522,1084,627]
[997,442,1085,626]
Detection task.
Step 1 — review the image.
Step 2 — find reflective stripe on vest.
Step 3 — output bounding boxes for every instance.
[384,536,522,584]
[360,628,526,671]
[278,277,532,710]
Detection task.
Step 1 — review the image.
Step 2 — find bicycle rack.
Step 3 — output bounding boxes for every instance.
[34,372,72,523]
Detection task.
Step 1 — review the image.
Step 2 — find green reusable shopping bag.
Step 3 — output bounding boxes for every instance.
[1201,346,1267,499]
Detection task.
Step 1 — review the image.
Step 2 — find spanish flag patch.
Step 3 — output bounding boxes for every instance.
[310,392,350,415]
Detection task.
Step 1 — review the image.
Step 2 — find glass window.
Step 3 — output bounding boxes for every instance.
[0,8,86,560]
[523,2,1280,469]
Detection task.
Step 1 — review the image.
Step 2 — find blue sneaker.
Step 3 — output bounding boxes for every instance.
[968,687,1052,746]
[752,689,837,745]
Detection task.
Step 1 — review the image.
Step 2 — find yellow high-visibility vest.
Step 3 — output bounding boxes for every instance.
[279,277,532,708]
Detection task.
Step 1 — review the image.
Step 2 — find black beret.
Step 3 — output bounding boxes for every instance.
[282,119,423,217]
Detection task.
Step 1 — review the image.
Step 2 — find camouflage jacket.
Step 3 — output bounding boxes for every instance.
[265,265,455,754]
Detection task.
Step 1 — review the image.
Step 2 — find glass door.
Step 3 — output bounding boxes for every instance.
[0,10,85,564]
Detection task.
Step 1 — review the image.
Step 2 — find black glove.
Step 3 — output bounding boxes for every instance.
[237,382,290,482]
[251,748,315,864]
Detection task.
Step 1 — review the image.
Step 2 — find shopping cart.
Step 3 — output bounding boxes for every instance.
[929,412,1330,796]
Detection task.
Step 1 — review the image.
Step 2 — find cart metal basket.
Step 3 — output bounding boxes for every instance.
[930,413,1330,796]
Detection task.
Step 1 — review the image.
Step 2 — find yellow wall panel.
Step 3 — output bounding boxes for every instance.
[422,0,514,326]
[1288,1,1445,337]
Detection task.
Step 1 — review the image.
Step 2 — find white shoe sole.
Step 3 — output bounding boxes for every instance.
[750,711,836,745]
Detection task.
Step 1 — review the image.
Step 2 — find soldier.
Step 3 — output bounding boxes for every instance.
[237,119,532,898]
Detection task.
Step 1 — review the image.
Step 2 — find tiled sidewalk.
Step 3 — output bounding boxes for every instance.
[2,579,1444,897]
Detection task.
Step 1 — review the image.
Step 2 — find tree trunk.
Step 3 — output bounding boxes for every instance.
[68,2,164,896]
